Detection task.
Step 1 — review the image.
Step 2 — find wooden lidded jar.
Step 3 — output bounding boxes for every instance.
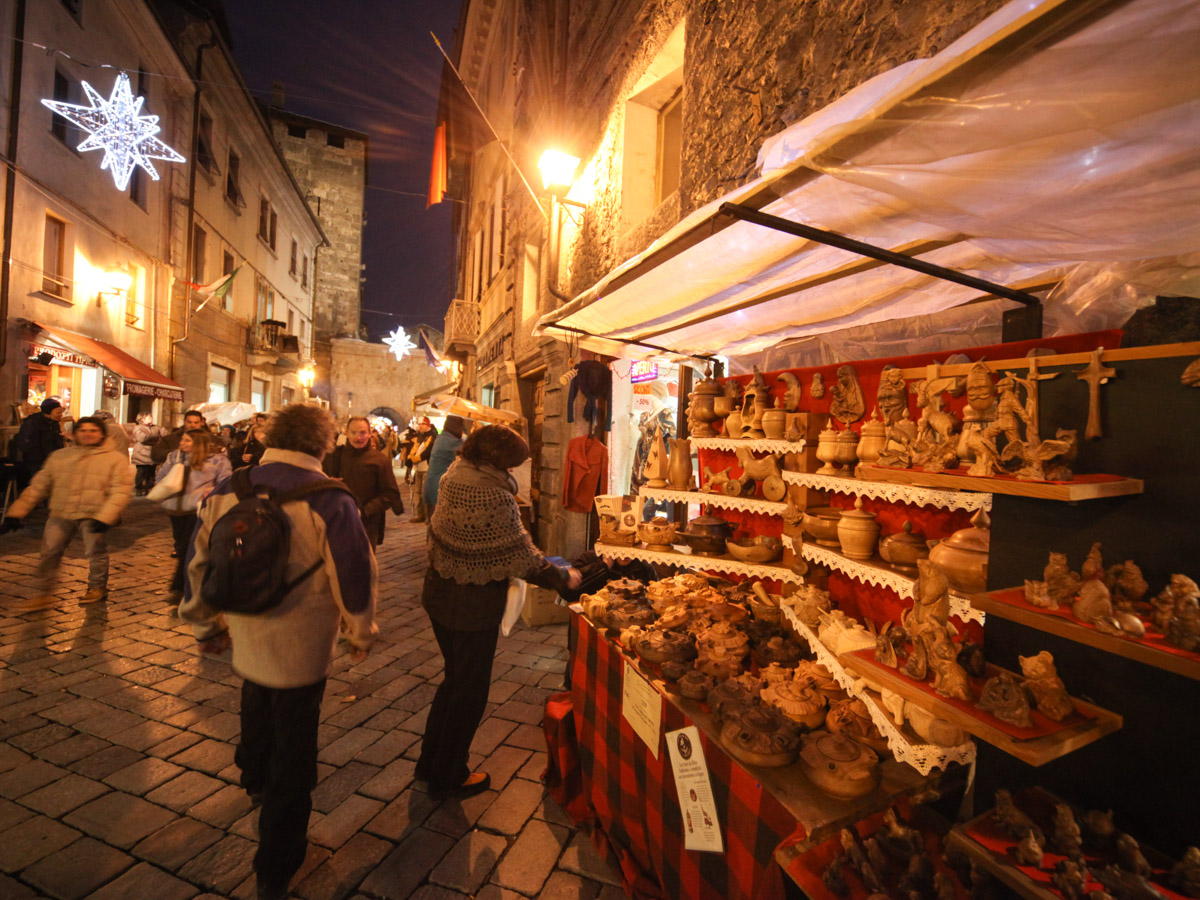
[836,498,880,560]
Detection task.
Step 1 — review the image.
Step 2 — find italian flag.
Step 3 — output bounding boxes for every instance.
[187,265,241,311]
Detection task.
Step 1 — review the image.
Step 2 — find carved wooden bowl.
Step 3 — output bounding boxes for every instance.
[695,643,743,681]
[725,535,784,564]
[802,507,843,547]
[655,603,692,631]
[826,697,889,756]
[677,669,716,701]
[608,604,657,631]
[698,620,750,656]
[607,577,647,602]
[705,678,758,724]
[792,661,844,701]
[633,629,697,666]
[761,662,793,686]
[753,635,805,669]
[637,517,677,550]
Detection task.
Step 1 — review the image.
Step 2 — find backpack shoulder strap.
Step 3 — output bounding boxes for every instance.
[231,466,256,501]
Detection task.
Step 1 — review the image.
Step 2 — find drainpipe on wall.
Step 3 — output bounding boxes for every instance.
[0,0,27,371]
[169,35,217,379]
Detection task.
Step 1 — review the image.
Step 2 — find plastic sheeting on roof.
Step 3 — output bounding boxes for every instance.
[534,0,1200,365]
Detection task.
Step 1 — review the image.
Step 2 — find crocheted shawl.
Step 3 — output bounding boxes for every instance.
[428,459,543,585]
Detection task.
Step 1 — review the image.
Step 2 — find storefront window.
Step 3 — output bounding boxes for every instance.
[208,364,233,404]
[251,377,269,412]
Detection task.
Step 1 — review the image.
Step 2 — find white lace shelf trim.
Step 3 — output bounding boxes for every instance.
[798,543,986,626]
[782,605,977,775]
[639,486,788,516]
[692,437,807,454]
[781,470,992,512]
[592,541,804,584]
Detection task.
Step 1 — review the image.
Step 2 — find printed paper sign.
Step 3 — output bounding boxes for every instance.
[621,659,662,758]
[666,726,724,853]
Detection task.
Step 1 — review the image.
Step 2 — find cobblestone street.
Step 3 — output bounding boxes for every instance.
[0,493,625,900]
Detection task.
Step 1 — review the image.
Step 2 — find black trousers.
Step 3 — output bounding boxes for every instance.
[135,464,156,494]
[168,512,197,593]
[236,678,325,891]
[416,619,499,792]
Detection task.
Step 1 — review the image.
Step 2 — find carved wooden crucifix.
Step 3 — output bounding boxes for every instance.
[1075,348,1116,440]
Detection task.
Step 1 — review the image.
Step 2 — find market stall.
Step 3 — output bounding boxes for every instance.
[535,0,1200,897]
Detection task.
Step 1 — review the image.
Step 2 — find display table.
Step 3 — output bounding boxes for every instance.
[547,610,956,900]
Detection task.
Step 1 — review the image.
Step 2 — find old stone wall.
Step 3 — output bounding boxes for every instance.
[329,338,445,423]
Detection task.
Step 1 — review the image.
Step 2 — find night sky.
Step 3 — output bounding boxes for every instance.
[222,0,462,341]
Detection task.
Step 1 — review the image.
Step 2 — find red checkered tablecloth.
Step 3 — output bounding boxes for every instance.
[545,610,802,900]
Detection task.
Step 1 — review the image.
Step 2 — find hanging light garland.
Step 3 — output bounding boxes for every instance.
[41,71,186,191]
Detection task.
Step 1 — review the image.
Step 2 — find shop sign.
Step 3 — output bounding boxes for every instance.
[27,343,93,368]
[666,726,724,853]
[478,333,510,369]
[124,381,184,402]
[630,361,659,383]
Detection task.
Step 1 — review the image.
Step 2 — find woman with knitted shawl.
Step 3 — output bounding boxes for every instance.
[418,425,581,799]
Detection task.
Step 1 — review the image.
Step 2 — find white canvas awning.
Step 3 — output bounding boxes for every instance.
[414,393,523,426]
[535,0,1200,365]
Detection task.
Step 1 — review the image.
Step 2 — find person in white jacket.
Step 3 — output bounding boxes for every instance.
[1,417,133,608]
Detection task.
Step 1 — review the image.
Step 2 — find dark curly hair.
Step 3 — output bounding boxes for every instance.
[265,405,337,459]
[460,424,529,470]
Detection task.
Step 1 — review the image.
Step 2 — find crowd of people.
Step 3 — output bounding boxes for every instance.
[1,398,579,899]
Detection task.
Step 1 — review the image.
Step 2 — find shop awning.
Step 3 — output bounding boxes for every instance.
[534,0,1200,364]
[29,322,185,402]
[415,392,524,426]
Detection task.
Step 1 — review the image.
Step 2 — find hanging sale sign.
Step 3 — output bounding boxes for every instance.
[621,660,662,758]
[630,361,659,383]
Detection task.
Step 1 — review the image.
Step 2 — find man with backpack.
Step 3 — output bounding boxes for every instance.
[179,404,376,900]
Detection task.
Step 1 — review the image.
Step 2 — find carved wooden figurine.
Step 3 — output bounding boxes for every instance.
[1075,347,1116,440]
[829,364,866,424]
[1019,651,1074,722]
[876,365,908,426]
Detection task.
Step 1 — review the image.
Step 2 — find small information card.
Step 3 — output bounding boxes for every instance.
[621,659,662,758]
[666,726,724,853]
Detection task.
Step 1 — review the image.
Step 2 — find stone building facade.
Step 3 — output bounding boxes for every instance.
[445,0,1008,561]
[0,0,336,436]
[267,108,368,404]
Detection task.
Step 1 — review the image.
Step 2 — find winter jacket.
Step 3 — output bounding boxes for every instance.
[409,426,438,473]
[9,440,133,524]
[14,412,64,475]
[422,431,463,513]
[157,450,233,514]
[130,424,164,466]
[322,443,403,544]
[150,426,186,465]
[180,448,378,689]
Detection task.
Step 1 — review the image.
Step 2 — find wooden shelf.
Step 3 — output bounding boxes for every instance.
[857,466,1143,502]
[974,588,1200,682]
[593,541,804,584]
[692,436,807,453]
[799,541,983,625]
[639,486,788,516]
[781,470,993,512]
[839,653,1122,767]
[944,828,1060,900]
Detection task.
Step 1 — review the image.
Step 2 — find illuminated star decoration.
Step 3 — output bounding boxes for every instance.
[41,71,186,191]
[383,327,417,361]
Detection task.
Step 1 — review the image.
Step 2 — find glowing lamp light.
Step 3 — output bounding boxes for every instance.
[100,270,133,296]
[538,149,580,193]
[383,327,416,361]
[41,72,186,191]
[298,366,316,389]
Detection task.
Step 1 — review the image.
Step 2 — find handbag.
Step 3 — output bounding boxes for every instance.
[147,463,185,501]
[501,578,527,636]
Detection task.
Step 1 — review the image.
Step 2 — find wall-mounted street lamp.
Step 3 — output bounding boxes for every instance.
[97,269,133,306]
[537,149,580,195]
[298,365,315,400]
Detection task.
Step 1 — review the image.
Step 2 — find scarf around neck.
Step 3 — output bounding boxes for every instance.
[428,459,542,585]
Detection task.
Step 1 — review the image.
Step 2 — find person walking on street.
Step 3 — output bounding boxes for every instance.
[417,425,581,799]
[180,405,376,900]
[323,416,404,549]
[399,427,417,484]
[1,416,133,608]
[158,430,232,605]
[130,413,163,496]
[13,398,65,490]
[422,415,465,516]
[150,409,206,465]
[409,417,438,522]
[233,418,268,467]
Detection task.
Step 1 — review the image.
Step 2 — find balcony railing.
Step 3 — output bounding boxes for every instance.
[248,320,299,355]
[444,298,479,353]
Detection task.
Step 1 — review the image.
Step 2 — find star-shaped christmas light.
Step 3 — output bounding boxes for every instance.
[42,72,186,191]
[383,327,417,360]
